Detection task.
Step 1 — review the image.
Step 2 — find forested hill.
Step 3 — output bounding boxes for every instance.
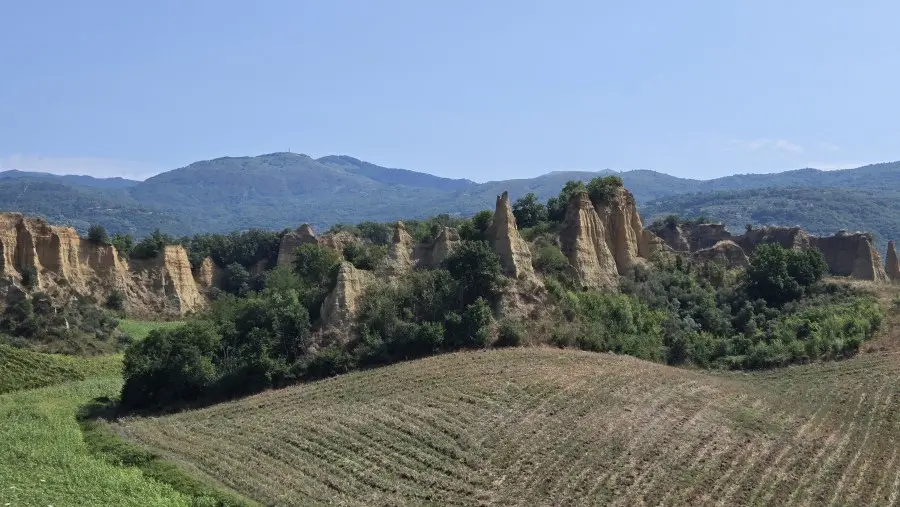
[0,153,898,239]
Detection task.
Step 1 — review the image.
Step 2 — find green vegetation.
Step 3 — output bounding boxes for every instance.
[117,319,186,341]
[0,291,124,355]
[88,223,110,243]
[0,344,121,394]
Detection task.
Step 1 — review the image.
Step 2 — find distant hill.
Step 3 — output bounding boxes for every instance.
[0,170,139,189]
[0,153,899,240]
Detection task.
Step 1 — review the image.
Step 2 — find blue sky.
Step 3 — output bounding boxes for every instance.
[1,0,897,181]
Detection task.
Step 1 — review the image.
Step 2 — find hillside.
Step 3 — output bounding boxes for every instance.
[641,186,900,249]
[115,341,900,506]
[1,153,899,238]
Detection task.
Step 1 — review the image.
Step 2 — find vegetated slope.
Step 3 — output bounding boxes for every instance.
[2,153,900,237]
[114,338,900,506]
[0,376,195,506]
[0,169,140,189]
[0,178,187,236]
[642,186,900,246]
[0,344,122,394]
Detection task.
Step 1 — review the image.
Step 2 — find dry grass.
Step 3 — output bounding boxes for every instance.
[114,282,900,506]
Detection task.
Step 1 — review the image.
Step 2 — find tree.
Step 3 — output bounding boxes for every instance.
[442,241,505,308]
[223,262,251,297]
[120,322,221,409]
[745,244,817,307]
[547,180,587,222]
[111,233,134,258]
[512,193,548,229]
[87,224,109,244]
[292,243,340,287]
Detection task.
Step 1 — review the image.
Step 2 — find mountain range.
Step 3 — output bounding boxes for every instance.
[1,153,898,248]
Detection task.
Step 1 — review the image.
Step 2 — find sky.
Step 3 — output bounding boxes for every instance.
[1,0,898,182]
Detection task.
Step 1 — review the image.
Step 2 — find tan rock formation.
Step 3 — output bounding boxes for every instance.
[194,256,224,291]
[276,224,317,267]
[320,262,373,328]
[887,241,900,281]
[0,213,204,315]
[593,189,642,275]
[738,226,809,252]
[560,191,619,289]
[380,221,414,276]
[128,245,206,315]
[414,227,460,269]
[654,222,691,253]
[486,191,536,280]
[809,232,888,282]
[318,230,356,253]
[692,240,749,269]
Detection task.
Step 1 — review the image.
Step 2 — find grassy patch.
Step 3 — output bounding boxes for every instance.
[118,319,185,341]
[0,376,192,506]
[0,344,122,394]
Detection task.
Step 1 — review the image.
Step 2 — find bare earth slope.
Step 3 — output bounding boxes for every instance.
[114,294,900,507]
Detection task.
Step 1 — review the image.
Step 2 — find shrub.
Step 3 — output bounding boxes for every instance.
[532,244,573,286]
[111,233,134,258]
[20,265,37,289]
[342,242,388,270]
[495,319,524,348]
[87,224,109,244]
[442,241,505,307]
[445,297,492,349]
[121,322,221,410]
[587,175,624,207]
[105,290,124,311]
[293,243,340,288]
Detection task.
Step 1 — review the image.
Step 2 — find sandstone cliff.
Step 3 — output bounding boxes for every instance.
[414,227,460,269]
[809,232,888,282]
[486,191,536,280]
[560,191,619,289]
[276,224,317,267]
[0,213,204,315]
[320,262,373,329]
[594,189,643,275]
[194,256,224,292]
[737,226,809,252]
[692,240,749,269]
[379,221,414,276]
[887,241,900,281]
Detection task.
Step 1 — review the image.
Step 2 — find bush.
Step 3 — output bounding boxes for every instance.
[442,240,505,307]
[20,265,37,288]
[746,244,827,306]
[131,229,178,260]
[293,243,340,287]
[105,290,124,311]
[111,233,134,258]
[495,319,524,348]
[342,242,388,270]
[121,322,221,410]
[587,175,624,207]
[445,297,492,349]
[87,224,109,244]
[532,244,573,286]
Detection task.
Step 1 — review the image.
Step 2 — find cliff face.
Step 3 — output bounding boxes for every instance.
[0,213,204,315]
[276,224,318,267]
[809,233,888,282]
[195,256,224,292]
[486,191,536,280]
[320,262,373,329]
[692,240,749,269]
[414,227,460,269]
[887,241,900,281]
[560,191,619,289]
[594,189,643,275]
[379,221,414,276]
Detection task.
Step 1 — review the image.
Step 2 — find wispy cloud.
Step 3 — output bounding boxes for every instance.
[0,154,161,180]
[729,138,805,154]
